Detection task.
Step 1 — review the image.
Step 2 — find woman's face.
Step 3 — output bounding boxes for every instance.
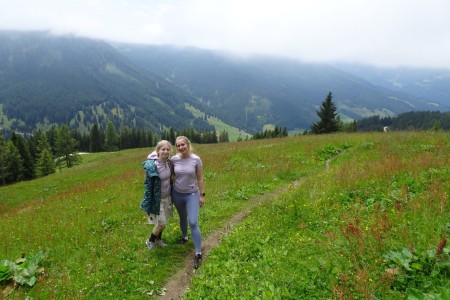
[176,139,189,156]
[158,145,171,160]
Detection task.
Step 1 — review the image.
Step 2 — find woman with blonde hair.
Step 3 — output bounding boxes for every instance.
[140,140,174,249]
[171,136,205,268]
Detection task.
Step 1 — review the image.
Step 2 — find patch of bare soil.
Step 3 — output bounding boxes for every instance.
[161,179,303,300]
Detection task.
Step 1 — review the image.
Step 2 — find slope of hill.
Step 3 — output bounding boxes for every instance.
[116,44,447,132]
[0,31,209,134]
[1,133,448,298]
[1,31,449,136]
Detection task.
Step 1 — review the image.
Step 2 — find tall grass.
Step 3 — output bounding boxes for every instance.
[187,132,450,299]
[1,132,449,299]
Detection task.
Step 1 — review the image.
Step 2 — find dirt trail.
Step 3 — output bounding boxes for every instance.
[161,179,303,300]
[162,160,330,299]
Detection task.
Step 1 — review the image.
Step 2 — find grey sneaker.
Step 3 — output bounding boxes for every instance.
[157,240,168,247]
[146,239,156,250]
[193,253,202,269]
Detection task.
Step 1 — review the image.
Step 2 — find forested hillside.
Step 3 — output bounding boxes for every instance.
[358,111,450,131]
[116,44,447,132]
[1,31,449,137]
[0,31,211,134]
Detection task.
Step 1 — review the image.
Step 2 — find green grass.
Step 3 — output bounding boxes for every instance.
[188,132,450,299]
[1,132,449,299]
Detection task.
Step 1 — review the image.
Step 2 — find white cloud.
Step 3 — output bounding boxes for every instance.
[1,0,450,68]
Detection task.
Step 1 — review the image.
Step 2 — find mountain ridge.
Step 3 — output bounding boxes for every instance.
[116,43,449,131]
[0,31,210,134]
[1,31,449,136]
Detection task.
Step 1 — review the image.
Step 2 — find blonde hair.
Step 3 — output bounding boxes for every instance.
[155,140,172,156]
[175,136,193,154]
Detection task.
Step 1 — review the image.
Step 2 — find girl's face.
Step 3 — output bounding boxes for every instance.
[176,139,189,156]
[158,145,171,160]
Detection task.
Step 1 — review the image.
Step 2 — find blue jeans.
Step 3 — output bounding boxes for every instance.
[172,189,202,253]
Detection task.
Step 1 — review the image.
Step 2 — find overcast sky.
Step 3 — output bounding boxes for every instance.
[1,0,450,69]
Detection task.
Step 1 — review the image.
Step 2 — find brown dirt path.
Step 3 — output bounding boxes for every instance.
[161,179,303,300]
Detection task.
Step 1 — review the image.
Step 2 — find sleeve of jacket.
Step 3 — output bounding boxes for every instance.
[140,159,162,214]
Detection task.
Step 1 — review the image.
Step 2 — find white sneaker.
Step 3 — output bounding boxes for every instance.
[146,239,156,250]
[157,240,168,247]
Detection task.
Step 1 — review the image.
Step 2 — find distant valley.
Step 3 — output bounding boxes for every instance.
[1,30,449,136]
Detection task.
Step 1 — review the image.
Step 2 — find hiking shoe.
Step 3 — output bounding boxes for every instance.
[145,239,156,250]
[178,236,189,244]
[193,253,202,269]
[157,240,168,247]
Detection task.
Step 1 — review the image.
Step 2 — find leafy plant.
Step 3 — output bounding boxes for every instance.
[0,251,46,288]
[317,143,350,161]
[383,242,450,294]
[407,287,450,300]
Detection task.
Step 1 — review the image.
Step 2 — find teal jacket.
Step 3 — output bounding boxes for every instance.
[140,159,161,215]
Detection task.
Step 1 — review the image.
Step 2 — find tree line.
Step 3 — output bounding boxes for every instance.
[2,91,448,186]
[0,116,289,186]
[251,125,288,139]
[357,111,450,132]
[0,90,367,177]
[307,92,448,134]
[0,121,220,186]
[0,124,80,185]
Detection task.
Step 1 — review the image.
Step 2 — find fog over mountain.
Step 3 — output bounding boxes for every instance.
[0,31,449,135]
[1,0,450,69]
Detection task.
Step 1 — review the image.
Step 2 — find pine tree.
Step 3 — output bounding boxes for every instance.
[27,132,39,164]
[219,130,229,143]
[104,121,119,152]
[36,148,56,177]
[11,132,35,180]
[311,92,340,134]
[35,129,51,156]
[4,141,24,183]
[46,125,58,154]
[90,124,102,152]
[212,129,218,143]
[55,124,80,168]
[119,126,131,150]
[34,132,56,177]
[169,128,176,145]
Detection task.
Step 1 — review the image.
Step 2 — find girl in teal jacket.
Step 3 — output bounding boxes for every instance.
[140,140,174,249]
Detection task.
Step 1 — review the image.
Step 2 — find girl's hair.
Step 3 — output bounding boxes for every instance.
[175,136,193,154]
[155,140,172,156]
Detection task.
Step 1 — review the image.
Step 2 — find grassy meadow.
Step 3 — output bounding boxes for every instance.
[1,132,449,299]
